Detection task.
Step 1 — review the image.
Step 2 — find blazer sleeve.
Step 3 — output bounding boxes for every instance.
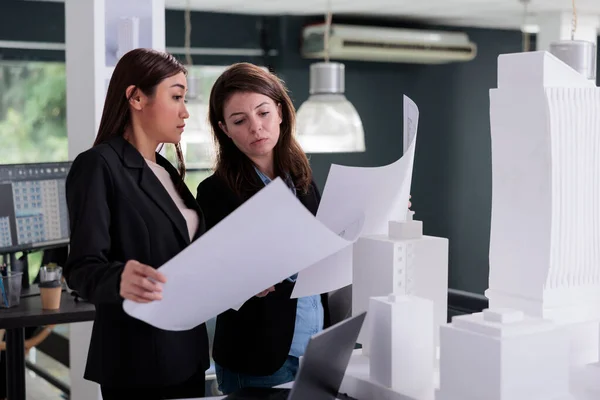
[196,177,235,231]
[64,150,125,305]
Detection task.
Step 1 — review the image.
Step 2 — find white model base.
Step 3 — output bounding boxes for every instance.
[436,308,572,400]
[566,321,600,366]
[436,391,574,400]
[369,294,434,398]
[570,364,597,400]
[569,361,600,400]
[340,350,437,400]
[487,289,600,366]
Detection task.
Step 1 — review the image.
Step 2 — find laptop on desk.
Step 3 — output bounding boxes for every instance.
[222,312,366,400]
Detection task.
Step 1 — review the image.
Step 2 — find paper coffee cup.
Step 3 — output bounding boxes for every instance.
[39,280,62,310]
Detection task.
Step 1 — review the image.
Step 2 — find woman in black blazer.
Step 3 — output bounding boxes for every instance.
[195,63,331,394]
[64,48,209,400]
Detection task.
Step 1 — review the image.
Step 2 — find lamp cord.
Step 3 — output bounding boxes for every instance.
[324,0,332,63]
[184,0,193,66]
[521,0,530,52]
[571,0,577,40]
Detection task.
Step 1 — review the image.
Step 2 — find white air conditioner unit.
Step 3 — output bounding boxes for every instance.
[302,23,477,64]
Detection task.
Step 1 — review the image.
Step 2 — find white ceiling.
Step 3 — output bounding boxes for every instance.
[165,0,600,31]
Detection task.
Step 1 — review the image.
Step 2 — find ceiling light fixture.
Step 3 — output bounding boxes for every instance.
[548,0,597,81]
[295,0,366,153]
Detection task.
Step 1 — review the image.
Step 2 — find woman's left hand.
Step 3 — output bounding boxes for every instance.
[256,286,275,298]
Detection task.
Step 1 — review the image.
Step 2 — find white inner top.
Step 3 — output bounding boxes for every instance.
[145,158,199,241]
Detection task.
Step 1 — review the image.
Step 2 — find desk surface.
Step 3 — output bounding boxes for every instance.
[0,291,95,329]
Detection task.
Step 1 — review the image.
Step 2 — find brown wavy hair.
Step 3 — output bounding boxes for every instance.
[208,62,312,197]
[93,48,187,180]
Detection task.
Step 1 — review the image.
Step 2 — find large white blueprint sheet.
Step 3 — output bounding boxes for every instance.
[290,95,419,298]
[123,179,353,331]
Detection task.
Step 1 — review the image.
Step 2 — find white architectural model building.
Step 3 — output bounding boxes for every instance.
[485,50,600,365]
[368,294,435,399]
[339,211,444,400]
[341,96,446,400]
[435,308,572,400]
[353,210,448,351]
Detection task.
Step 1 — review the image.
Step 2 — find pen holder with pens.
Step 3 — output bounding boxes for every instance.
[0,272,23,308]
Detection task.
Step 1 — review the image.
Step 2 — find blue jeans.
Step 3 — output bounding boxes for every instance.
[215,356,299,395]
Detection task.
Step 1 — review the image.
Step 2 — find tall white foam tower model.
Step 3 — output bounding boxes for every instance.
[485,50,600,366]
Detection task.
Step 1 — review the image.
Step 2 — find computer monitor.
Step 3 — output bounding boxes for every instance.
[0,161,71,255]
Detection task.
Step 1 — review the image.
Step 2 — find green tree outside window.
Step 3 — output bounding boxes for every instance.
[0,62,68,164]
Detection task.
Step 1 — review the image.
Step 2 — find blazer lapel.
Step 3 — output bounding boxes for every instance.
[139,164,191,245]
[110,137,191,245]
[158,158,207,242]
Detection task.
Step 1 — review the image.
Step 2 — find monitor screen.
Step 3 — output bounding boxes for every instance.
[0,162,71,254]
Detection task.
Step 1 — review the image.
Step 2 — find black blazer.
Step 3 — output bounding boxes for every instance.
[65,136,209,388]
[196,173,331,376]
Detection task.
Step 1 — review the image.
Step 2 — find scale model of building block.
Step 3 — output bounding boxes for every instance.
[485,50,600,364]
[436,308,572,400]
[368,293,435,399]
[353,210,448,351]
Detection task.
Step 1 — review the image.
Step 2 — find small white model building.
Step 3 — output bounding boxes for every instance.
[353,210,448,352]
[368,293,435,399]
[435,308,572,400]
[486,50,600,365]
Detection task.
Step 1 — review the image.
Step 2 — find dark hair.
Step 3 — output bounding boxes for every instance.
[93,48,187,179]
[208,62,312,197]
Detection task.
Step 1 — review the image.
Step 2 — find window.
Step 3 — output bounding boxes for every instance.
[0,61,68,164]
[0,61,226,193]
[0,61,228,284]
[164,65,231,192]
[0,61,68,280]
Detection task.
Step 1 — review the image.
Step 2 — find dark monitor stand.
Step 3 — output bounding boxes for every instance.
[7,252,29,290]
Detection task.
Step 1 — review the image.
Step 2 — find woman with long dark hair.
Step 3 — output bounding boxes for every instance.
[196,63,330,394]
[64,48,209,399]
